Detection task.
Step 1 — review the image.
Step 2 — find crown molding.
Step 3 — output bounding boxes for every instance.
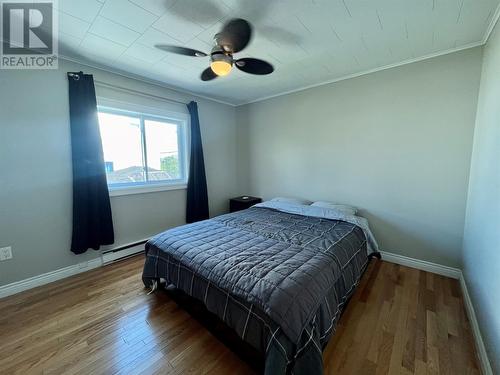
[238,3,500,106]
[483,2,500,44]
[237,41,483,106]
[58,54,237,107]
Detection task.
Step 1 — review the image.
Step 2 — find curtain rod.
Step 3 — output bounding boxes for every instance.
[94,80,189,106]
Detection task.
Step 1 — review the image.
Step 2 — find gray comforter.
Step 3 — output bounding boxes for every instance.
[143,206,375,374]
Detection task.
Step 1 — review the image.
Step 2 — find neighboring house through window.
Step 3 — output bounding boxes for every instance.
[97,105,188,195]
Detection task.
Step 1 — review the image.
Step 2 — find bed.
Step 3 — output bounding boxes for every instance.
[142,201,379,374]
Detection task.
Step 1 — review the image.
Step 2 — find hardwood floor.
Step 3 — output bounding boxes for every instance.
[0,256,479,375]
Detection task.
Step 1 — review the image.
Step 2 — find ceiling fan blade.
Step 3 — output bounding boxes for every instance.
[155,45,207,57]
[217,18,252,53]
[235,58,274,75]
[201,67,218,81]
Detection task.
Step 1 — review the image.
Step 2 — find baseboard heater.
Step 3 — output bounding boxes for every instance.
[102,239,148,264]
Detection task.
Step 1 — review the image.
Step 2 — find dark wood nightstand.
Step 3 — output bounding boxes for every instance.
[229,196,262,213]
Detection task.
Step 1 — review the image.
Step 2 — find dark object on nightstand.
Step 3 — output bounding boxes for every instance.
[229,196,262,213]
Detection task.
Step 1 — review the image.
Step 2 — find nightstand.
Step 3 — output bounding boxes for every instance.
[229,196,262,213]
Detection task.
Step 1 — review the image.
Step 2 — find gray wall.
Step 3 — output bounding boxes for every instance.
[237,48,483,267]
[462,22,500,373]
[0,59,238,286]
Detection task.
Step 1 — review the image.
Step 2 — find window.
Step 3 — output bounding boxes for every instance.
[97,106,187,194]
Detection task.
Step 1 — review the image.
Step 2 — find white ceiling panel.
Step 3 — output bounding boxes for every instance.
[129,0,177,17]
[100,0,159,33]
[223,0,279,25]
[136,27,178,49]
[58,32,82,56]
[152,11,205,43]
[58,0,500,105]
[152,59,191,76]
[59,11,90,40]
[58,0,102,23]
[167,0,230,29]
[161,52,209,73]
[79,34,127,61]
[89,17,141,47]
[123,43,166,64]
[195,19,227,45]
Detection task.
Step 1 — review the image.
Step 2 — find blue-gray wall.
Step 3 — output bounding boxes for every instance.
[237,48,483,268]
[462,22,500,374]
[0,59,238,286]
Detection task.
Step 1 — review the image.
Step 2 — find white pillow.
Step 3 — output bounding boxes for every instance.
[311,201,358,215]
[270,197,311,205]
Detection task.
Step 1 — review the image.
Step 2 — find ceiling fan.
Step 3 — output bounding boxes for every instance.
[155,18,274,81]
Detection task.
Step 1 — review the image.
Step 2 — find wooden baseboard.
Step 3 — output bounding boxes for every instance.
[379,251,461,279]
[0,239,148,299]
[0,257,103,299]
[380,250,492,375]
[459,274,494,375]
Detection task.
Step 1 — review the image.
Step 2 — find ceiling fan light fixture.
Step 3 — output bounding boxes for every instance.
[155,18,274,81]
[210,60,232,76]
[210,52,233,76]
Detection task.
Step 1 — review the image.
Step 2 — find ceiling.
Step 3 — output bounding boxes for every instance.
[57,0,500,105]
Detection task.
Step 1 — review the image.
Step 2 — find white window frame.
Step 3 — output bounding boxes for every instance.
[96,102,189,197]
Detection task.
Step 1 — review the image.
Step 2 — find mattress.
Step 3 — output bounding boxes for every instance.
[142,205,376,374]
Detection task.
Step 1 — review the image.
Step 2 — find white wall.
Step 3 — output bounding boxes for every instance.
[0,59,238,286]
[237,48,483,267]
[462,22,500,373]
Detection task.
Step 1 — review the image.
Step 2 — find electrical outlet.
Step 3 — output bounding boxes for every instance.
[0,246,13,261]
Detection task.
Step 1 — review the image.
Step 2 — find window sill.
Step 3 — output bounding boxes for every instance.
[109,183,187,197]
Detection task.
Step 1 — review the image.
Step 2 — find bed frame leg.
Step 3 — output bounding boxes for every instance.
[369,252,382,260]
[145,278,162,295]
[147,279,158,295]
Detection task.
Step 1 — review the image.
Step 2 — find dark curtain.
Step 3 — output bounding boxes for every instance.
[67,71,114,254]
[186,101,209,223]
